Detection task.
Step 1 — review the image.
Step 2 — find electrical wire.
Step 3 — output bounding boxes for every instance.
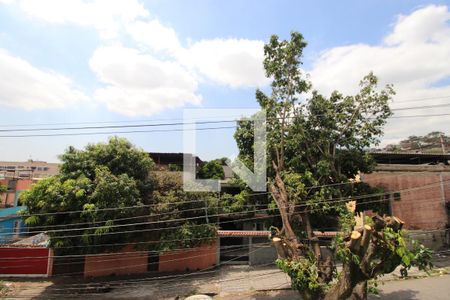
[14,175,449,219]
[2,178,447,238]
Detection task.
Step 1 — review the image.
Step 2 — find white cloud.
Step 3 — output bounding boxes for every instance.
[180,38,269,88]
[0,49,87,110]
[17,0,148,39]
[126,19,182,55]
[309,5,450,144]
[0,0,270,115]
[89,46,201,116]
[125,21,268,88]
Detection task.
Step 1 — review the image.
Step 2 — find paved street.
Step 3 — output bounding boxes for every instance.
[3,265,449,299]
[368,275,450,300]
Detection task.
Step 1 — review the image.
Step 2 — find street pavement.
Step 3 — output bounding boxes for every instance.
[368,275,450,300]
[3,264,449,299]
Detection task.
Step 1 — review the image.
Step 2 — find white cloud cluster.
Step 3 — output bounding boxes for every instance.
[309,5,450,144]
[180,38,269,88]
[89,46,201,116]
[1,0,268,115]
[18,0,148,39]
[0,49,87,110]
[3,0,449,127]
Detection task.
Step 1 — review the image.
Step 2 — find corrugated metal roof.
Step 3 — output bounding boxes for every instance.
[370,151,450,157]
[12,233,49,247]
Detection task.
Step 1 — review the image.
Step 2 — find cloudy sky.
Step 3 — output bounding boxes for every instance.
[0,0,449,162]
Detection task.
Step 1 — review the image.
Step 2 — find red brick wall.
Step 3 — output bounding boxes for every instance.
[84,246,148,278]
[362,172,449,229]
[4,192,15,207]
[16,179,34,191]
[0,247,50,275]
[159,242,217,273]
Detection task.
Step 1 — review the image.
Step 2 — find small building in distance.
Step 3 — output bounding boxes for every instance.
[362,151,450,249]
[0,160,59,180]
[0,206,27,244]
[148,152,203,171]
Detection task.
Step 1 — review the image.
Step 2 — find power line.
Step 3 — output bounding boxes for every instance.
[0,101,449,135]
[0,112,449,138]
[7,186,447,239]
[14,178,369,219]
[6,247,450,296]
[390,103,450,111]
[0,120,237,133]
[0,244,261,270]
[21,176,449,218]
[6,178,448,237]
[389,112,450,119]
[0,125,236,138]
[0,95,448,129]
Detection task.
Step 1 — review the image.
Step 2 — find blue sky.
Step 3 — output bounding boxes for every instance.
[0,0,450,162]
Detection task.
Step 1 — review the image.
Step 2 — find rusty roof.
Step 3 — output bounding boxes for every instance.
[217,230,338,238]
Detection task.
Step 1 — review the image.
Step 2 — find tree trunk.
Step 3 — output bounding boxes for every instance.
[301,212,321,260]
[349,282,367,300]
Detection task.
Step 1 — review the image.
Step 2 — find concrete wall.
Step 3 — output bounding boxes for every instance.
[361,169,449,230]
[249,243,277,266]
[159,242,217,272]
[407,230,448,251]
[84,246,148,278]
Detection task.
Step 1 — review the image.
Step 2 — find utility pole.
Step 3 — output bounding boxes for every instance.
[440,133,447,154]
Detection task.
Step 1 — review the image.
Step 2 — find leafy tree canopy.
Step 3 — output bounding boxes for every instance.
[235,32,394,220]
[234,32,431,300]
[0,184,6,194]
[20,137,154,254]
[198,159,225,180]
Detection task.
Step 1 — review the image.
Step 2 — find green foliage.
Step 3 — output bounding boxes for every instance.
[0,184,7,194]
[147,171,219,250]
[59,136,154,195]
[158,223,217,251]
[331,234,360,266]
[368,280,381,295]
[234,32,395,217]
[276,257,325,295]
[20,137,153,254]
[381,228,433,277]
[219,191,254,213]
[168,164,181,171]
[198,159,225,180]
[331,207,359,265]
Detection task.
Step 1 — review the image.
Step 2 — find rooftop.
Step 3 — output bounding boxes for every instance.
[370,151,450,165]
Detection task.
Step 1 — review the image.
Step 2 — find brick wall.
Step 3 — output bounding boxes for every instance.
[15,179,34,191]
[159,242,217,273]
[361,171,449,230]
[84,246,148,278]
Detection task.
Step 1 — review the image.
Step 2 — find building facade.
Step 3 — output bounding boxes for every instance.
[0,160,59,180]
[363,152,450,230]
[0,206,26,244]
